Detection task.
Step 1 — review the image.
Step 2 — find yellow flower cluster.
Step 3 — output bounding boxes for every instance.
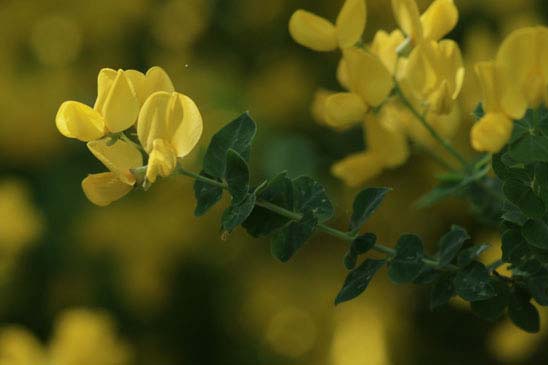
[0,308,131,365]
[55,67,203,206]
[290,0,464,186]
[471,26,548,152]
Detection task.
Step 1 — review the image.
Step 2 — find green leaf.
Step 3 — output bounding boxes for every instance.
[203,112,257,178]
[335,259,385,305]
[501,229,528,263]
[271,211,317,262]
[522,219,548,250]
[508,134,548,164]
[534,163,548,208]
[292,176,334,223]
[194,171,223,217]
[471,279,510,322]
[509,294,540,333]
[510,116,533,144]
[351,233,377,255]
[454,261,495,302]
[225,149,250,202]
[349,187,391,231]
[388,234,424,284]
[344,251,358,270]
[243,172,294,237]
[527,275,548,306]
[437,225,470,267]
[503,178,545,219]
[414,267,441,285]
[501,203,528,226]
[221,193,256,233]
[430,274,456,310]
[457,244,491,268]
[416,181,462,208]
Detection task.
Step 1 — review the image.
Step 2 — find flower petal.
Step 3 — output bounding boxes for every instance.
[144,67,175,100]
[289,10,338,52]
[137,92,203,158]
[336,0,367,49]
[87,139,143,185]
[391,0,423,43]
[470,112,513,153]
[343,48,393,106]
[81,172,133,207]
[169,93,203,157]
[371,30,405,74]
[365,113,409,168]
[331,152,384,187]
[56,101,106,142]
[475,61,500,113]
[496,27,536,119]
[324,92,368,129]
[124,69,147,104]
[421,0,458,41]
[94,68,117,112]
[100,70,140,133]
[146,139,178,183]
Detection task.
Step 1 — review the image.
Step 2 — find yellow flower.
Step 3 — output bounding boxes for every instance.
[82,139,143,206]
[391,0,458,45]
[137,91,203,183]
[371,30,405,74]
[56,69,139,142]
[398,39,465,115]
[56,67,173,142]
[495,26,548,118]
[331,111,409,187]
[289,0,366,52]
[470,62,513,153]
[0,327,46,365]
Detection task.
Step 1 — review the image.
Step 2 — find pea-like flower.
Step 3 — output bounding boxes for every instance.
[471,26,548,153]
[82,139,143,206]
[56,67,174,142]
[391,0,458,46]
[289,0,366,52]
[398,39,465,114]
[137,91,203,183]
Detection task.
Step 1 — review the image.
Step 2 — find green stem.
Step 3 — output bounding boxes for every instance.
[175,165,454,270]
[395,83,469,169]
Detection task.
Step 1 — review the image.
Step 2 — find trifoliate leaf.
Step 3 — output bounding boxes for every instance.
[437,225,470,267]
[457,244,491,268]
[335,259,385,305]
[527,275,548,306]
[471,279,510,322]
[509,294,540,333]
[271,211,317,262]
[508,134,548,164]
[243,172,294,237]
[225,149,250,202]
[522,219,548,250]
[203,112,257,178]
[194,171,223,217]
[292,176,334,223]
[351,233,377,255]
[454,261,495,302]
[430,274,456,310]
[221,193,256,233]
[388,234,424,284]
[503,179,545,219]
[349,187,391,231]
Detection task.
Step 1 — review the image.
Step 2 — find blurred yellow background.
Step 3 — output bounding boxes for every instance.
[0,0,547,364]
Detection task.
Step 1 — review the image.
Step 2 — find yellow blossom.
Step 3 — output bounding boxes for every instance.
[391,0,458,45]
[495,26,548,118]
[56,70,139,142]
[470,62,514,153]
[289,0,366,52]
[398,39,465,115]
[137,91,203,183]
[56,67,173,142]
[82,139,143,206]
[331,112,409,187]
